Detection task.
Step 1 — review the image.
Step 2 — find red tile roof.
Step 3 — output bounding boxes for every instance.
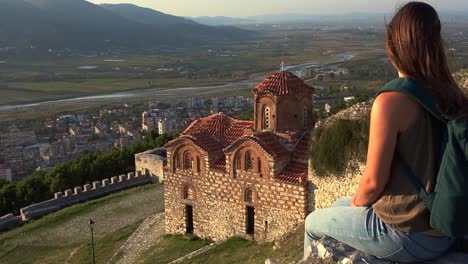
[210,158,226,172]
[276,161,308,185]
[185,133,225,153]
[164,133,224,154]
[249,132,290,158]
[181,112,253,145]
[292,131,311,160]
[252,71,314,96]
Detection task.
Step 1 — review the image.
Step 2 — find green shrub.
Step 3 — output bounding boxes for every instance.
[310,117,370,177]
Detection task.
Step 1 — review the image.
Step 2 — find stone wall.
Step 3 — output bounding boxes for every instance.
[135,148,166,182]
[307,159,364,212]
[0,214,22,232]
[164,168,307,242]
[0,172,152,232]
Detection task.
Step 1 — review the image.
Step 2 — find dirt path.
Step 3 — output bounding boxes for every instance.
[108,213,165,264]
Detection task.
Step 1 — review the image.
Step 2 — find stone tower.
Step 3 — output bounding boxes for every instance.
[252,70,315,132]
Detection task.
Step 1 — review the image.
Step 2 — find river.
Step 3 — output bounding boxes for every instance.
[0,53,354,111]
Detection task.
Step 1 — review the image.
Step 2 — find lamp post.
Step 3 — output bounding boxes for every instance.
[88,219,96,264]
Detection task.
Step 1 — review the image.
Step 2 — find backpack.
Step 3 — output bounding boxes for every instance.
[378,78,468,238]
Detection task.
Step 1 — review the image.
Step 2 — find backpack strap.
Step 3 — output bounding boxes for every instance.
[377,78,447,123]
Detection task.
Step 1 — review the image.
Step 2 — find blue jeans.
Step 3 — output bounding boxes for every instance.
[304,198,455,263]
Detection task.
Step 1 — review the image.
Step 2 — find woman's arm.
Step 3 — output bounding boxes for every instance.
[351,92,419,207]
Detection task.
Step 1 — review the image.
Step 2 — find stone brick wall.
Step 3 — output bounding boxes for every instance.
[164,168,307,242]
[135,148,166,182]
[0,172,152,232]
[307,160,364,212]
[0,214,22,232]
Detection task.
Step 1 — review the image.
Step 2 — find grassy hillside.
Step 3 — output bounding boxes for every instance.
[183,225,306,264]
[0,184,164,264]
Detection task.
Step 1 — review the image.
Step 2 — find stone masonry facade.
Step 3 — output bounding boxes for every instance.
[163,70,315,242]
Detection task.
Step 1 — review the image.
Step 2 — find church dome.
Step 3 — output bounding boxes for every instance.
[252,71,314,96]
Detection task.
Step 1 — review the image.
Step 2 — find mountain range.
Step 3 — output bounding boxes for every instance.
[0,0,254,51]
[190,11,468,26]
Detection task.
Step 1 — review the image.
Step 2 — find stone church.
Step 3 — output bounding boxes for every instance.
[163,70,315,242]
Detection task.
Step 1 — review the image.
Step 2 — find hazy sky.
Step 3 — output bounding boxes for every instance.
[88,0,468,17]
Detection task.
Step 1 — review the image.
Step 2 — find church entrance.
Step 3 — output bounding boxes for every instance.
[246,206,255,235]
[185,205,194,234]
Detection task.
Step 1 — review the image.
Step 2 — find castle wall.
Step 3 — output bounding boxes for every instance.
[306,160,364,212]
[0,214,22,232]
[164,167,307,242]
[0,173,153,232]
[135,148,166,182]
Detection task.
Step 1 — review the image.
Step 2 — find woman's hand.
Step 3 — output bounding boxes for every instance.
[350,195,359,207]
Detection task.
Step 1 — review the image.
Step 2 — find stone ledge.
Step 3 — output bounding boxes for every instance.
[302,238,468,264]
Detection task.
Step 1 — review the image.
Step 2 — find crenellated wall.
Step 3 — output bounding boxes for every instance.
[0,172,154,232]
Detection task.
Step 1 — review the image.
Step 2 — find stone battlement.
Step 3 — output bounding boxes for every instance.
[0,172,154,232]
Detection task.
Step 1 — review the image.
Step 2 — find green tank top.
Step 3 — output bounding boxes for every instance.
[372,107,443,234]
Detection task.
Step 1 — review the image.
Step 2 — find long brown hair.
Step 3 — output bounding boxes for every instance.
[386,1,468,118]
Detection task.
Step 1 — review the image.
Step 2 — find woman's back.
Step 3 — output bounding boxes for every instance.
[373,102,443,234]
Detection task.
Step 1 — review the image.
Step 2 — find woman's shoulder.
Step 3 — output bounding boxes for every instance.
[373,91,421,131]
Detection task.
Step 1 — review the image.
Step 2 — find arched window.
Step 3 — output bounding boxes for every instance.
[234,153,242,178]
[257,158,262,175]
[245,151,253,171]
[183,151,193,170]
[303,107,308,127]
[263,106,271,130]
[235,153,242,170]
[196,157,201,173]
[183,185,193,200]
[244,189,253,203]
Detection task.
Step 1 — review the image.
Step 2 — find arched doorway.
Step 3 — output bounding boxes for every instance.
[185,204,194,234]
[183,186,194,234]
[244,189,255,235]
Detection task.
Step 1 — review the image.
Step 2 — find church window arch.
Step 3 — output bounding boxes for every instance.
[263,106,271,130]
[183,151,193,170]
[245,151,253,171]
[257,158,262,175]
[244,188,253,203]
[183,185,194,200]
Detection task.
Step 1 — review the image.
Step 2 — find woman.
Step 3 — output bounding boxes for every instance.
[304,2,468,263]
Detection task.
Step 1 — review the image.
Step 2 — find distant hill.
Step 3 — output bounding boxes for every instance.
[190,16,254,26]
[101,4,196,25]
[0,0,254,51]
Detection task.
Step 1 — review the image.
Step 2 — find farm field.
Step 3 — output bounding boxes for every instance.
[0,30,385,107]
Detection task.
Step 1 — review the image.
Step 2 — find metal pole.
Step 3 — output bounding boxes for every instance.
[91,227,96,264]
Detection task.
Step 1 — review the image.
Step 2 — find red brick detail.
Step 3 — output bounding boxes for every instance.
[250,132,290,158]
[210,158,226,172]
[225,132,289,159]
[276,161,308,185]
[292,131,311,160]
[252,71,314,96]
